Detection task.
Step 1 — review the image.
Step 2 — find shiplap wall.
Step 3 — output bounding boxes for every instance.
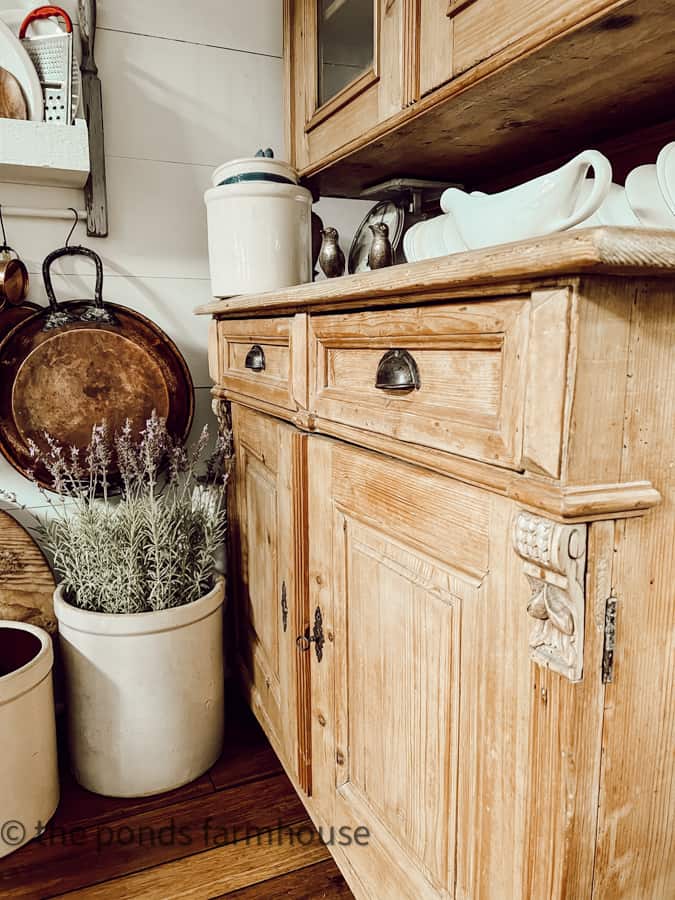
[0,0,370,525]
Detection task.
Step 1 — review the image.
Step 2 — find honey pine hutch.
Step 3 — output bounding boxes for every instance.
[199,3,675,898]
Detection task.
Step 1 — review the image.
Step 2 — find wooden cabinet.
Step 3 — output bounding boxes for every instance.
[202,229,675,899]
[284,0,675,199]
[286,0,407,170]
[286,0,622,163]
[230,404,311,790]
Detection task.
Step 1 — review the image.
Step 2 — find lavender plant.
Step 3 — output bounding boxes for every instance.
[20,412,230,614]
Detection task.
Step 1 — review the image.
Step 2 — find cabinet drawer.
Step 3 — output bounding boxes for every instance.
[309,298,534,471]
[215,317,297,411]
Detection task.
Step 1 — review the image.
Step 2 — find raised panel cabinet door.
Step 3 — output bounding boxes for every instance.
[231,404,310,791]
[419,0,455,95]
[307,437,491,898]
[307,437,609,899]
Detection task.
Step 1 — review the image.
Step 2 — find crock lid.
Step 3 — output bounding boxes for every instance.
[211,151,300,188]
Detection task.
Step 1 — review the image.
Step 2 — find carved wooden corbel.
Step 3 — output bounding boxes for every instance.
[513,511,587,682]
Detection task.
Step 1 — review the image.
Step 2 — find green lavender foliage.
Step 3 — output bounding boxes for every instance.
[24,412,231,614]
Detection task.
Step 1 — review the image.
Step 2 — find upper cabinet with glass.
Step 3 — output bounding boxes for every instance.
[286,0,407,173]
[318,0,375,107]
[285,0,650,197]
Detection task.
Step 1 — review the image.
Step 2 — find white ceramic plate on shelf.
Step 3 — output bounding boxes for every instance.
[0,18,42,120]
[656,142,675,215]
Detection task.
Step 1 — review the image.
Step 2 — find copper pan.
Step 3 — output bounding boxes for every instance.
[0,295,40,339]
[0,245,194,489]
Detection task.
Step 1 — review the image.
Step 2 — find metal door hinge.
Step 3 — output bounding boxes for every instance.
[602,596,618,683]
[296,606,325,662]
[281,580,288,633]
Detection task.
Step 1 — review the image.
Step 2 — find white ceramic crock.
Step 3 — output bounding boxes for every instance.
[0,622,59,858]
[54,578,225,798]
[205,156,312,297]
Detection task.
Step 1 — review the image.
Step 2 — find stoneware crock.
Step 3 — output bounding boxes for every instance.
[205,155,312,297]
[0,621,59,858]
[54,578,225,798]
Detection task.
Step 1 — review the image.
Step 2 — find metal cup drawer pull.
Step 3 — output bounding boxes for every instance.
[244,344,265,372]
[375,348,420,391]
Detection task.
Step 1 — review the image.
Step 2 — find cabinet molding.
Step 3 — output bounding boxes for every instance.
[513,510,587,682]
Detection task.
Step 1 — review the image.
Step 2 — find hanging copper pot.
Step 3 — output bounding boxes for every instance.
[0,244,194,489]
[0,245,29,305]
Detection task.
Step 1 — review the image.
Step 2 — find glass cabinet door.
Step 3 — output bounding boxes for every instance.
[317,0,375,107]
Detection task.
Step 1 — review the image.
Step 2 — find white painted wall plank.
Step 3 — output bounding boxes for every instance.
[1,157,213,279]
[97,0,283,58]
[98,29,284,167]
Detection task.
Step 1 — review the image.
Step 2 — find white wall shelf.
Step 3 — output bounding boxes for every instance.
[0,118,90,189]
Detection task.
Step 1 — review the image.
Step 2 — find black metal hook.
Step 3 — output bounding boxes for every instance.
[0,205,8,250]
[65,208,79,248]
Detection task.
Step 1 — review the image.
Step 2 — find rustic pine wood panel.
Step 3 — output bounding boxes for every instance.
[563,277,634,487]
[419,0,455,95]
[452,0,617,76]
[593,283,675,899]
[455,493,530,898]
[218,318,295,412]
[522,520,614,899]
[308,298,529,470]
[233,406,304,781]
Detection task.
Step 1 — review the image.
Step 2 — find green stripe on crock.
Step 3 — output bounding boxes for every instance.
[217,172,295,186]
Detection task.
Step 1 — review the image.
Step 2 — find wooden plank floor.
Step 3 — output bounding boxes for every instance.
[0,690,353,899]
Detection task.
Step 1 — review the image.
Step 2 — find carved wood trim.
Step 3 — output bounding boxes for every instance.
[513,510,587,682]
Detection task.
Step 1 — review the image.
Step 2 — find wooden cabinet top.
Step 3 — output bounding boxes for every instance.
[196,227,675,318]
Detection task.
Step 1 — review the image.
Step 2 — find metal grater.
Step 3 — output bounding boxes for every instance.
[23,31,73,124]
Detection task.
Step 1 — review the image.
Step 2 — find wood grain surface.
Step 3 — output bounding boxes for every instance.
[195,228,675,317]
[0,510,56,633]
[0,67,28,120]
